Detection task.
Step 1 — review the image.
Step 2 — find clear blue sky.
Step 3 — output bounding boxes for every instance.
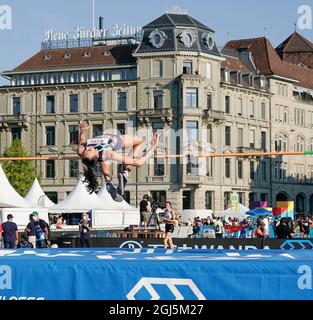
[0,0,312,85]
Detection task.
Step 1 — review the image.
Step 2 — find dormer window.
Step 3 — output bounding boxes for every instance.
[63,53,72,59]
[237,72,242,85]
[249,75,254,88]
[43,54,51,61]
[83,52,91,57]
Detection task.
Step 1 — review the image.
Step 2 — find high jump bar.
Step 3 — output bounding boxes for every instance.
[0,151,312,161]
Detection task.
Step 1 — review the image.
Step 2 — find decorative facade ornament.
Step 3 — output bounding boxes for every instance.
[148,29,167,48]
[202,32,215,50]
[177,30,195,48]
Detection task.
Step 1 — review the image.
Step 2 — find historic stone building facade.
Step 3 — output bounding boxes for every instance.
[1,13,313,213]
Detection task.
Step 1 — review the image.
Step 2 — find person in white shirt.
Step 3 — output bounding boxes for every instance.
[262,215,270,238]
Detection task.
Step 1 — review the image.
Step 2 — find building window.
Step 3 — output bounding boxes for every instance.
[238,192,245,205]
[295,109,305,127]
[295,136,304,152]
[238,128,243,147]
[250,161,255,180]
[187,157,198,176]
[207,157,213,176]
[185,88,198,107]
[225,158,231,178]
[183,60,193,75]
[275,133,288,152]
[186,121,198,142]
[116,123,126,135]
[69,125,79,145]
[225,126,231,146]
[11,128,21,141]
[310,138,313,152]
[46,126,55,146]
[154,159,165,176]
[69,160,79,178]
[153,90,163,109]
[46,192,57,203]
[69,94,78,113]
[150,191,166,208]
[225,96,230,113]
[46,160,55,178]
[283,106,288,124]
[249,192,256,206]
[249,130,255,148]
[238,160,243,179]
[117,92,127,111]
[261,102,266,120]
[12,97,21,115]
[205,191,214,210]
[207,124,212,144]
[224,192,231,209]
[207,93,212,110]
[93,93,103,112]
[153,60,162,77]
[237,98,243,115]
[92,124,103,137]
[249,100,254,118]
[261,161,267,181]
[46,95,55,114]
[261,132,266,151]
[152,122,164,176]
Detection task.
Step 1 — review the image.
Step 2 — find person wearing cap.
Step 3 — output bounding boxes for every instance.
[25,211,48,249]
[1,214,18,249]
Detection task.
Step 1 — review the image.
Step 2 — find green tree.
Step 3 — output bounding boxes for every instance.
[2,139,39,196]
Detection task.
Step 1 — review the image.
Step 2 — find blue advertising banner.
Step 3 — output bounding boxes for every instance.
[0,248,312,300]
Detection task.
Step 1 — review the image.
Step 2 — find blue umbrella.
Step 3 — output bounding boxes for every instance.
[246,208,272,216]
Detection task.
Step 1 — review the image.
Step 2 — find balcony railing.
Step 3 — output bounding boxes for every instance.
[237,146,263,153]
[138,108,173,125]
[0,114,30,127]
[202,109,225,123]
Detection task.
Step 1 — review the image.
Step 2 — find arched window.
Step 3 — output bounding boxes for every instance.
[309,138,313,151]
[295,136,304,152]
[296,193,305,214]
[276,192,288,202]
[153,60,162,78]
[275,133,288,152]
[309,194,313,213]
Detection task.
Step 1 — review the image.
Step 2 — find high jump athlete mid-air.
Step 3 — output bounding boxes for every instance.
[77,120,160,202]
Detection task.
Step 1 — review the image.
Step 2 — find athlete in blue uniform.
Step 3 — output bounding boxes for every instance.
[77,120,160,201]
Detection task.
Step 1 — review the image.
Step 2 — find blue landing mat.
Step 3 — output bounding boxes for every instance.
[0,248,312,300]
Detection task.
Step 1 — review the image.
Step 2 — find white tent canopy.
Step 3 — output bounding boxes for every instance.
[0,164,31,208]
[97,184,138,211]
[24,178,55,208]
[221,203,249,219]
[50,176,106,212]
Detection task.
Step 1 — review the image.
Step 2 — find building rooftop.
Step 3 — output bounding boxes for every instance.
[224,36,313,90]
[143,13,214,32]
[4,44,137,75]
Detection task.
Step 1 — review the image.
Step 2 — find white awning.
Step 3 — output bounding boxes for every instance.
[0,164,31,208]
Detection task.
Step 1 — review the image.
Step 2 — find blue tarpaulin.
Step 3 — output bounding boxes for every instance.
[0,248,312,300]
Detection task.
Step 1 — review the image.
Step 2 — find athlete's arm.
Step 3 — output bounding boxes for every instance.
[77,121,90,156]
